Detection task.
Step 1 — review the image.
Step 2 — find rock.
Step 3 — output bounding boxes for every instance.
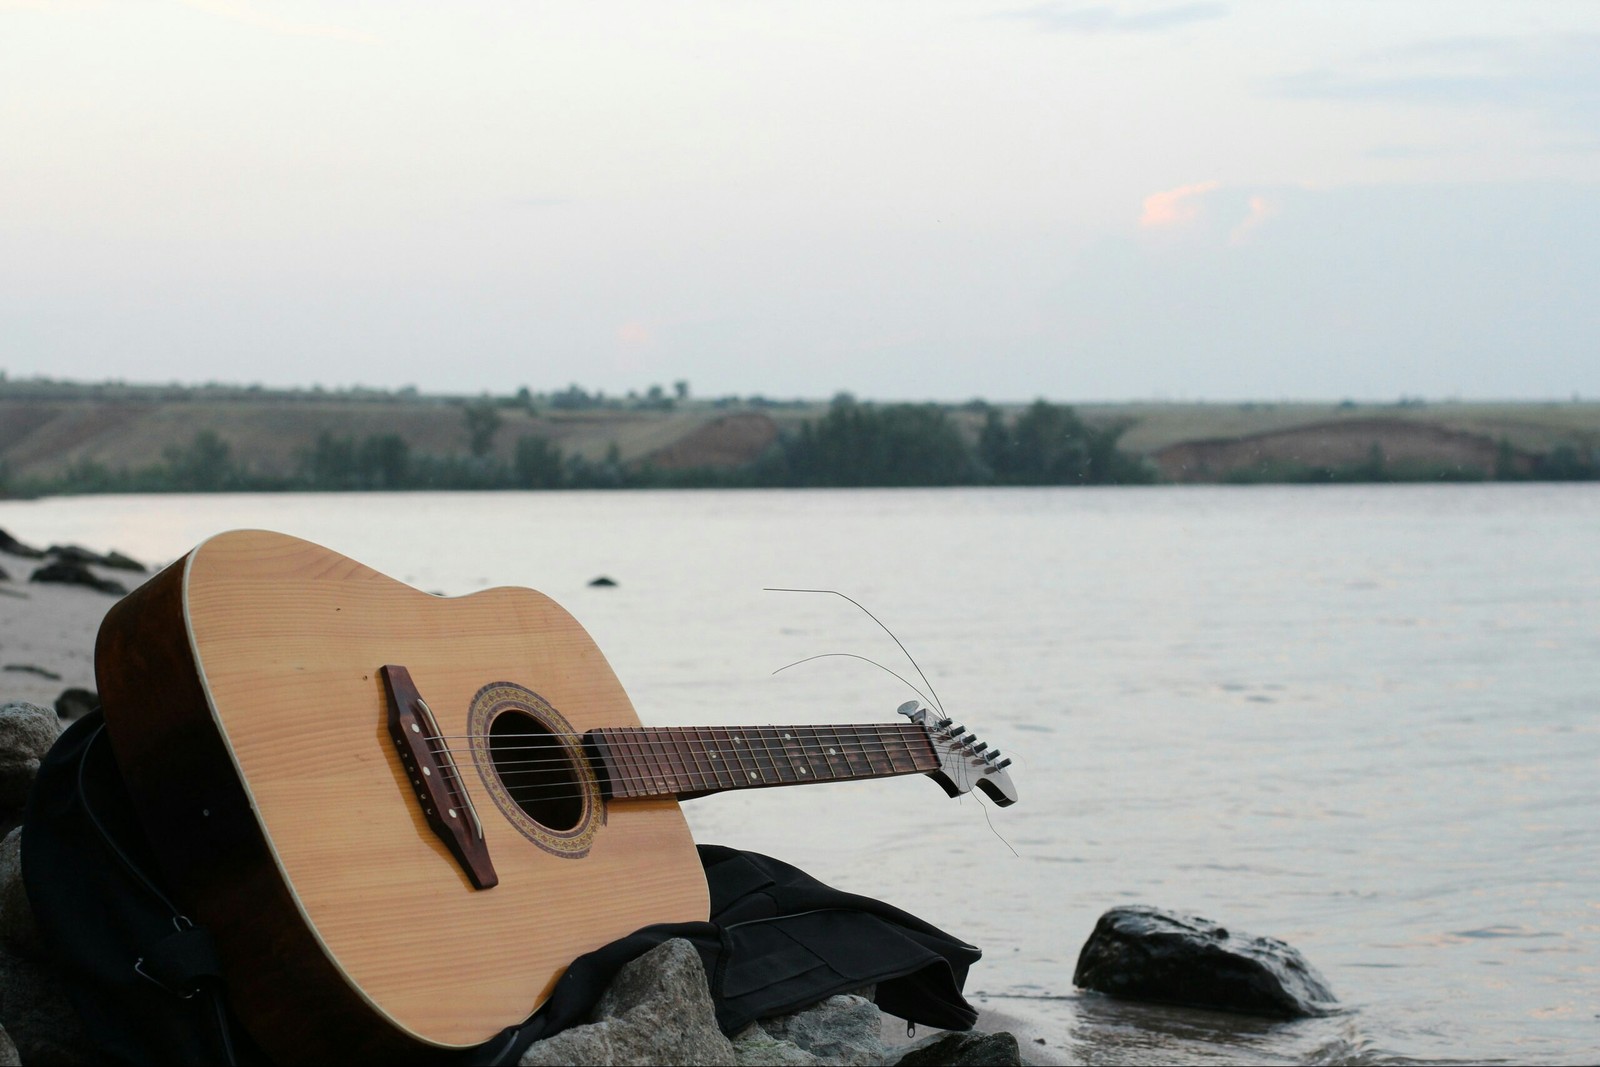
[54,688,99,720]
[520,938,738,1065]
[0,531,44,559]
[0,830,39,960]
[588,576,618,587]
[2,665,62,681]
[0,942,97,1065]
[890,1030,1023,1066]
[44,545,145,573]
[1074,905,1336,1019]
[0,702,61,812]
[100,551,146,573]
[28,560,127,597]
[749,993,886,1065]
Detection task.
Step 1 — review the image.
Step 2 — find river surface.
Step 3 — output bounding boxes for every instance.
[2,485,1595,1064]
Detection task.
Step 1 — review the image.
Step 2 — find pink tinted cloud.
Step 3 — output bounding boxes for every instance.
[1139,180,1221,227]
[1230,194,1280,244]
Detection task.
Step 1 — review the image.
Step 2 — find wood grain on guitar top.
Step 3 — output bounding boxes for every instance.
[96,529,709,1060]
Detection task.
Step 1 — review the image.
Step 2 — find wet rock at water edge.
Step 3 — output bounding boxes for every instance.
[28,561,127,597]
[1074,905,1336,1019]
[0,531,44,560]
[891,1030,1023,1066]
[45,545,145,573]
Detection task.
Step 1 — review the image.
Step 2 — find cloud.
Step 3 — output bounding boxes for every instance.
[1229,195,1279,244]
[616,321,653,347]
[1270,33,1600,140]
[1002,2,1228,34]
[177,0,375,44]
[1139,180,1221,227]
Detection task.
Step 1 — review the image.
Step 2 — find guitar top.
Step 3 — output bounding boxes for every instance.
[93,529,1015,1063]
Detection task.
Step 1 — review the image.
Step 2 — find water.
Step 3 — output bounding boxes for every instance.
[2,485,1596,1064]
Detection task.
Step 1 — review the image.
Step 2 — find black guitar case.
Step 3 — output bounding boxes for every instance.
[22,710,981,1065]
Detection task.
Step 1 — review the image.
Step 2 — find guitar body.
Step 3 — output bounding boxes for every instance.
[95,530,708,1062]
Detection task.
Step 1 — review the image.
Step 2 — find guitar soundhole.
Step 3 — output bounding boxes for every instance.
[487,711,583,832]
[469,681,598,858]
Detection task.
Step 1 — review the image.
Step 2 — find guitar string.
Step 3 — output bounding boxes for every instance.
[409,728,957,804]
[419,725,944,769]
[422,727,947,776]
[424,732,933,781]
[420,749,949,807]
[415,745,992,809]
[408,730,988,806]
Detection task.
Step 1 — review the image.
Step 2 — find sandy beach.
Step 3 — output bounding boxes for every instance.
[0,538,129,711]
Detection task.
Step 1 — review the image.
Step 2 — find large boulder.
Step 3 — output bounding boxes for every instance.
[1074,905,1336,1019]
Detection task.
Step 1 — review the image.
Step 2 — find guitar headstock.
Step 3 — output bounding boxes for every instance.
[898,701,1018,807]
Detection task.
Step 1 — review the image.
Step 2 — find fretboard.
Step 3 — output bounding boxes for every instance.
[586,723,940,800]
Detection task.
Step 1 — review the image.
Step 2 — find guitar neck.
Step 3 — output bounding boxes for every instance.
[586,723,940,800]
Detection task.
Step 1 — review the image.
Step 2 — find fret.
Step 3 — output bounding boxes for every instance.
[691,726,729,793]
[623,727,652,798]
[645,729,676,795]
[848,724,885,778]
[656,728,686,795]
[859,725,894,777]
[722,727,761,788]
[602,728,634,798]
[676,727,714,795]
[781,727,815,782]
[875,724,906,774]
[745,727,780,786]
[903,724,939,772]
[815,724,852,781]
[752,726,790,785]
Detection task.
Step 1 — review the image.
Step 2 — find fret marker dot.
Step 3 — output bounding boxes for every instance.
[800,766,809,776]
[749,771,759,780]
[828,748,837,756]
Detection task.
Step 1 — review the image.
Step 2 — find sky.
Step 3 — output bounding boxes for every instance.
[3,0,1598,402]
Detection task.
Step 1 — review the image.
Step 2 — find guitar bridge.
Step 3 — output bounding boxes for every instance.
[380,665,498,890]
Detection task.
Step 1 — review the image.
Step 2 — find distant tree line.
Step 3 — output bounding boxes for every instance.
[5,396,1597,497]
[750,397,1153,487]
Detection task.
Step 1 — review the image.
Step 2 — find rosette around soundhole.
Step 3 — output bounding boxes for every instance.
[468,681,600,859]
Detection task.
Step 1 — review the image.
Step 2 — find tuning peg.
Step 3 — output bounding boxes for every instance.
[897,700,921,717]
[944,722,965,736]
[996,757,1012,770]
[971,742,988,755]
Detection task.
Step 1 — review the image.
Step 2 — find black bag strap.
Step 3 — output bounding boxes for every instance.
[22,711,258,1065]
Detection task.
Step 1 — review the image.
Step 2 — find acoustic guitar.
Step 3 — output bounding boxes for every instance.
[94,529,1016,1063]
